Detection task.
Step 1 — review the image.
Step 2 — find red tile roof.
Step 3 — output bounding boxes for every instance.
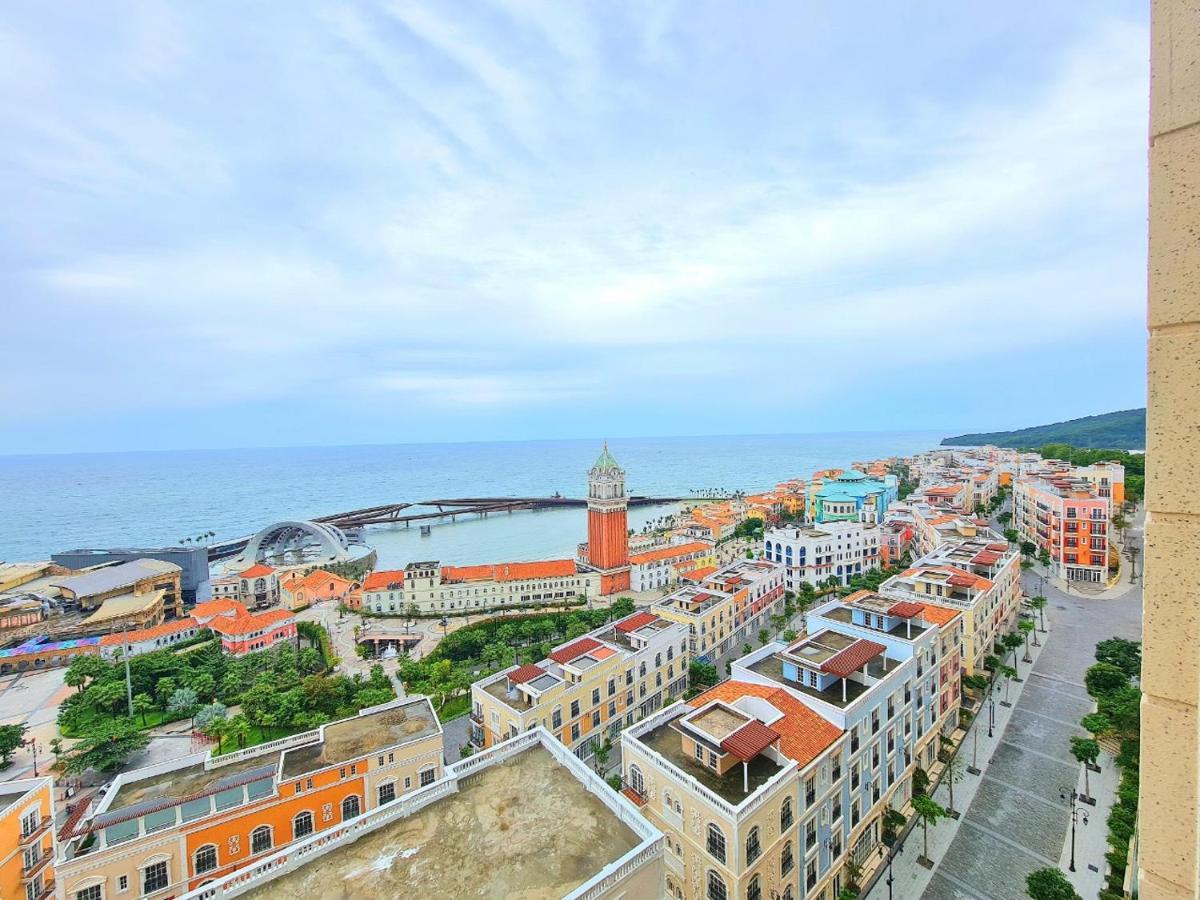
[362,570,405,591]
[507,664,546,684]
[237,564,276,579]
[440,559,577,583]
[971,550,1002,566]
[821,639,887,678]
[99,617,200,646]
[886,600,926,619]
[615,611,659,633]
[720,719,780,762]
[549,637,602,664]
[689,682,842,767]
[682,566,717,582]
[947,574,977,587]
[192,599,243,619]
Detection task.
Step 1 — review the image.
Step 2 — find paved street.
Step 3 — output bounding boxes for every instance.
[873,571,1142,900]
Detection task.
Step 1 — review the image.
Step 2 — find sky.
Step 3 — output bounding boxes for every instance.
[0,2,1149,455]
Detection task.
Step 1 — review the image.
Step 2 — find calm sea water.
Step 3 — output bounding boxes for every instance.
[0,432,942,567]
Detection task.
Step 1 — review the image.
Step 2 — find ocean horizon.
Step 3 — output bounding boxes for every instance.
[1,430,944,566]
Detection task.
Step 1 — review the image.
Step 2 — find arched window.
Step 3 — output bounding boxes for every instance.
[341,795,361,820]
[251,825,272,855]
[194,844,218,874]
[780,796,793,831]
[655,652,662,668]
[292,811,314,840]
[745,825,761,864]
[255,578,265,591]
[629,764,644,797]
[747,874,761,900]
[781,840,794,875]
[765,541,773,558]
[707,870,728,900]
[706,823,726,863]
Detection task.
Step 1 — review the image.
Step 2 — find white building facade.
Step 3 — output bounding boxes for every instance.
[763,521,882,590]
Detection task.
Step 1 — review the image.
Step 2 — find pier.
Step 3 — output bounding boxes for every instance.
[207,495,687,562]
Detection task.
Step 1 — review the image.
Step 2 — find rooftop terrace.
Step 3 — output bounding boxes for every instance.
[638,712,782,805]
[281,698,439,778]
[745,653,898,709]
[107,751,278,818]
[242,746,641,900]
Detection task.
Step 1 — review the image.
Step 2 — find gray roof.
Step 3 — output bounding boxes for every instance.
[51,559,180,599]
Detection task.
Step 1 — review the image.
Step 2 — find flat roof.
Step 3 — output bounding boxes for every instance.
[281,699,439,778]
[640,713,782,805]
[106,752,280,821]
[52,559,179,598]
[81,589,164,625]
[241,746,640,899]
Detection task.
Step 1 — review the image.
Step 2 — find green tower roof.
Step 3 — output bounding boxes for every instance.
[593,441,621,473]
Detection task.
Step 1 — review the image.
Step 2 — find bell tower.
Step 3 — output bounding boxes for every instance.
[586,442,630,593]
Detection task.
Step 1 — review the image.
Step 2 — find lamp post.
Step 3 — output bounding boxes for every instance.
[987,694,995,739]
[884,837,903,900]
[25,738,39,777]
[1059,787,1090,872]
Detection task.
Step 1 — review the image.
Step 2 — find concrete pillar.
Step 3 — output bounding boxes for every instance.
[1143,1,1200,895]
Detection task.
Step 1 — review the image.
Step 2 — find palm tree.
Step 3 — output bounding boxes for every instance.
[1069,736,1100,798]
[228,714,252,750]
[206,718,229,754]
[132,693,154,727]
[1000,664,1018,704]
[1018,620,1035,661]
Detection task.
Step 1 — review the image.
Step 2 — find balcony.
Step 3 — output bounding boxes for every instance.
[19,819,51,846]
[22,851,52,881]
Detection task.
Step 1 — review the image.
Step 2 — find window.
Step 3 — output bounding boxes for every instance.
[143,861,169,894]
[570,700,580,718]
[118,876,128,893]
[747,875,761,900]
[571,723,580,741]
[707,870,728,900]
[194,845,218,874]
[420,768,436,787]
[76,889,102,900]
[341,795,361,820]
[805,818,816,849]
[781,840,794,875]
[780,797,793,830]
[806,858,818,891]
[379,781,396,805]
[706,823,727,863]
[552,707,562,729]
[805,776,816,805]
[292,811,314,840]
[592,710,601,727]
[251,825,273,854]
[592,688,600,705]
[746,826,761,864]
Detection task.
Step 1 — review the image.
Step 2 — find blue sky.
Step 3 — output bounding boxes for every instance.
[0,2,1148,454]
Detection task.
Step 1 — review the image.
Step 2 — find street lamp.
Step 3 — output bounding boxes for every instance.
[24,738,39,777]
[883,836,904,900]
[1059,787,1090,872]
[987,694,995,739]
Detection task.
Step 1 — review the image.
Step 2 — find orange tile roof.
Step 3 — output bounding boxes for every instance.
[209,608,294,637]
[822,639,887,677]
[192,599,243,619]
[301,570,352,590]
[441,559,578,583]
[629,542,711,565]
[918,604,962,628]
[237,564,276,579]
[549,637,602,664]
[99,617,200,646]
[507,664,546,684]
[682,566,717,582]
[362,570,405,591]
[689,681,842,768]
[720,719,780,761]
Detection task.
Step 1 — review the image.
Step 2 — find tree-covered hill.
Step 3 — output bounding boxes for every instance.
[941,408,1145,450]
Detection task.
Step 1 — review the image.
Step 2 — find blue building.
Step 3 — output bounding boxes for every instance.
[813,470,899,525]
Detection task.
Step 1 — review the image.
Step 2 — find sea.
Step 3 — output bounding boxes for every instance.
[0,431,943,568]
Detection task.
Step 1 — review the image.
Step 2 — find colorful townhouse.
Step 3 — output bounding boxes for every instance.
[470,610,690,768]
[278,570,356,611]
[651,559,787,663]
[1013,464,1113,583]
[878,536,1022,675]
[56,698,443,900]
[622,590,961,900]
[762,521,882,590]
[0,776,55,900]
[811,471,898,525]
[629,542,717,592]
[192,599,296,656]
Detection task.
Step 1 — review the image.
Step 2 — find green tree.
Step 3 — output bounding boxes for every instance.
[1025,867,1081,900]
[0,723,27,767]
[205,716,229,754]
[758,629,770,646]
[49,737,64,768]
[132,693,154,726]
[1096,685,1141,740]
[1069,736,1100,797]
[689,660,718,687]
[1000,664,1018,703]
[1094,638,1141,678]
[1028,596,1048,632]
[1037,548,1051,567]
[64,718,150,774]
[1080,712,1112,739]
[194,702,228,733]
[783,629,798,643]
[228,714,252,750]
[1003,528,1020,544]
[168,687,199,727]
[154,676,177,710]
[1019,619,1036,656]
[65,654,104,693]
[590,738,612,775]
[1085,662,1129,699]
[1020,541,1037,558]
[912,795,946,863]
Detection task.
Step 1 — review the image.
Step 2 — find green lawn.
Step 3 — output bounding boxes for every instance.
[61,707,188,738]
[436,695,470,722]
[211,724,305,756]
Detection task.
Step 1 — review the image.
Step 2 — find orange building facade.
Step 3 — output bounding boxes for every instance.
[0,777,55,900]
[56,698,443,899]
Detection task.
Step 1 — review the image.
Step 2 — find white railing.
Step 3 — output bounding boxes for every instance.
[447,728,542,779]
[208,729,319,768]
[90,751,210,817]
[566,840,665,900]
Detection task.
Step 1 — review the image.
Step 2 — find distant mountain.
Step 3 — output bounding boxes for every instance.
[941,408,1146,450]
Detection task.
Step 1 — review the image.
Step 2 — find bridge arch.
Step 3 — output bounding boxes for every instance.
[238,520,352,565]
